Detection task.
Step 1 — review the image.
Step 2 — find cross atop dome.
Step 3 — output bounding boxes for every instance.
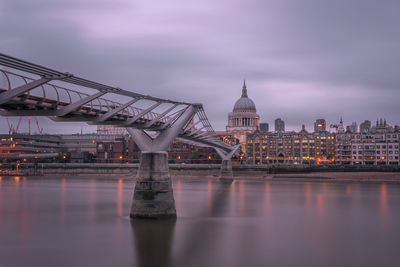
[242,79,248,97]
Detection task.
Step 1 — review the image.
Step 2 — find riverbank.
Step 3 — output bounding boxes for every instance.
[2,162,400,176]
[2,163,400,183]
[2,171,400,184]
[269,172,400,184]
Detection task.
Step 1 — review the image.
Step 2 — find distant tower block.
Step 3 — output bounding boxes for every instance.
[314,119,326,133]
[275,118,285,132]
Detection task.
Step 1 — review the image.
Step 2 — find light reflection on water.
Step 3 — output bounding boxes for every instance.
[117,178,124,217]
[0,176,400,267]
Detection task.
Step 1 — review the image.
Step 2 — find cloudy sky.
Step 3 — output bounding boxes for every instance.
[0,0,399,134]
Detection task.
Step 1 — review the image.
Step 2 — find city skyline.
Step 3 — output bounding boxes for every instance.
[1,0,400,133]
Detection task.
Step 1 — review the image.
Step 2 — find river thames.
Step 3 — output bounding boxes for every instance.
[1,176,399,267]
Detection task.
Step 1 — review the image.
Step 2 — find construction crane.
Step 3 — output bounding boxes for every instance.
[34,117,43,134]
[5,117,43,135]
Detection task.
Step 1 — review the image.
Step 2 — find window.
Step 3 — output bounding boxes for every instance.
[377,145,381,149]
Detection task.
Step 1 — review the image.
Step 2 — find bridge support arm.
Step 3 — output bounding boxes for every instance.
[126,106,195,152]
[57,91,107,116]
[0,77,51,105]
[127,105,196,218]
[96,98,139,122]
[215,145,241,181]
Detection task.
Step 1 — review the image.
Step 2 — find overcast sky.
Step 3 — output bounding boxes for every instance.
[1,0,399,134]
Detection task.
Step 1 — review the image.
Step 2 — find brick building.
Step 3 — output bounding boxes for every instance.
[246,126,335,165]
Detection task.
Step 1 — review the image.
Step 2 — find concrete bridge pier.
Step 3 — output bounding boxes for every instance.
[215,145,240,182]
[130,151,176,218]
[127,106,196,219]
[220,159,234,181]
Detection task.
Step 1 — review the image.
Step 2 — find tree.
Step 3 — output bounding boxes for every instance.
[190,150,200,160]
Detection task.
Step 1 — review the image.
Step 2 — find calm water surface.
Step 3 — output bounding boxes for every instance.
[0,176,400,267]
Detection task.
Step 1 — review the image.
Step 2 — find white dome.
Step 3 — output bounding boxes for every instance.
[233,97,256,112]
[232,80,257,113]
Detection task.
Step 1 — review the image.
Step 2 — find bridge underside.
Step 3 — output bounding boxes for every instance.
[0,52,240,218]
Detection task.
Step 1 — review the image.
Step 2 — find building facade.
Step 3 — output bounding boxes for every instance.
[246,126,335,165]
[0,134,62,162]
[336,120,399,165]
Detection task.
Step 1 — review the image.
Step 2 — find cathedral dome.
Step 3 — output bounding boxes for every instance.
[233,80,256,113]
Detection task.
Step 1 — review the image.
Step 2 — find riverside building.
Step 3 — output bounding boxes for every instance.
[246,125,335,165]
[336,119,400,165]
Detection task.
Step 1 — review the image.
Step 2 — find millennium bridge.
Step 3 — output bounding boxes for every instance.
[0,53,239,218]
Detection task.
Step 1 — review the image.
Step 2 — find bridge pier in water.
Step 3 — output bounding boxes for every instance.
[130,151,176,218]
[127,106,196,219]
[215,146,240,182]
[220,159,234,181]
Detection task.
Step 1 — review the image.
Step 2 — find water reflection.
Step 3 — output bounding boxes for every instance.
[380,184,388,215]
[60,178,66,222]
[207,180,231,217]
[265,182,271,214]
[0,177,2,217]
[229,180,236,211]
[131,218,176,267]
[207,180,212,216]
[176,179,182,213]
[380,183,388,233]
[316,194,324,214]
[117,178,123,217]
[1,177,400,267]
[346,184,352,195]
[305,182,312,207]
[173,180,232,267]
[238,181,245,216]
[130,179,233,267]
[89,179,96,221]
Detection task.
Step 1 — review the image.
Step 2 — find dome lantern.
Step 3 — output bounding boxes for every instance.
[233,80,256,113]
